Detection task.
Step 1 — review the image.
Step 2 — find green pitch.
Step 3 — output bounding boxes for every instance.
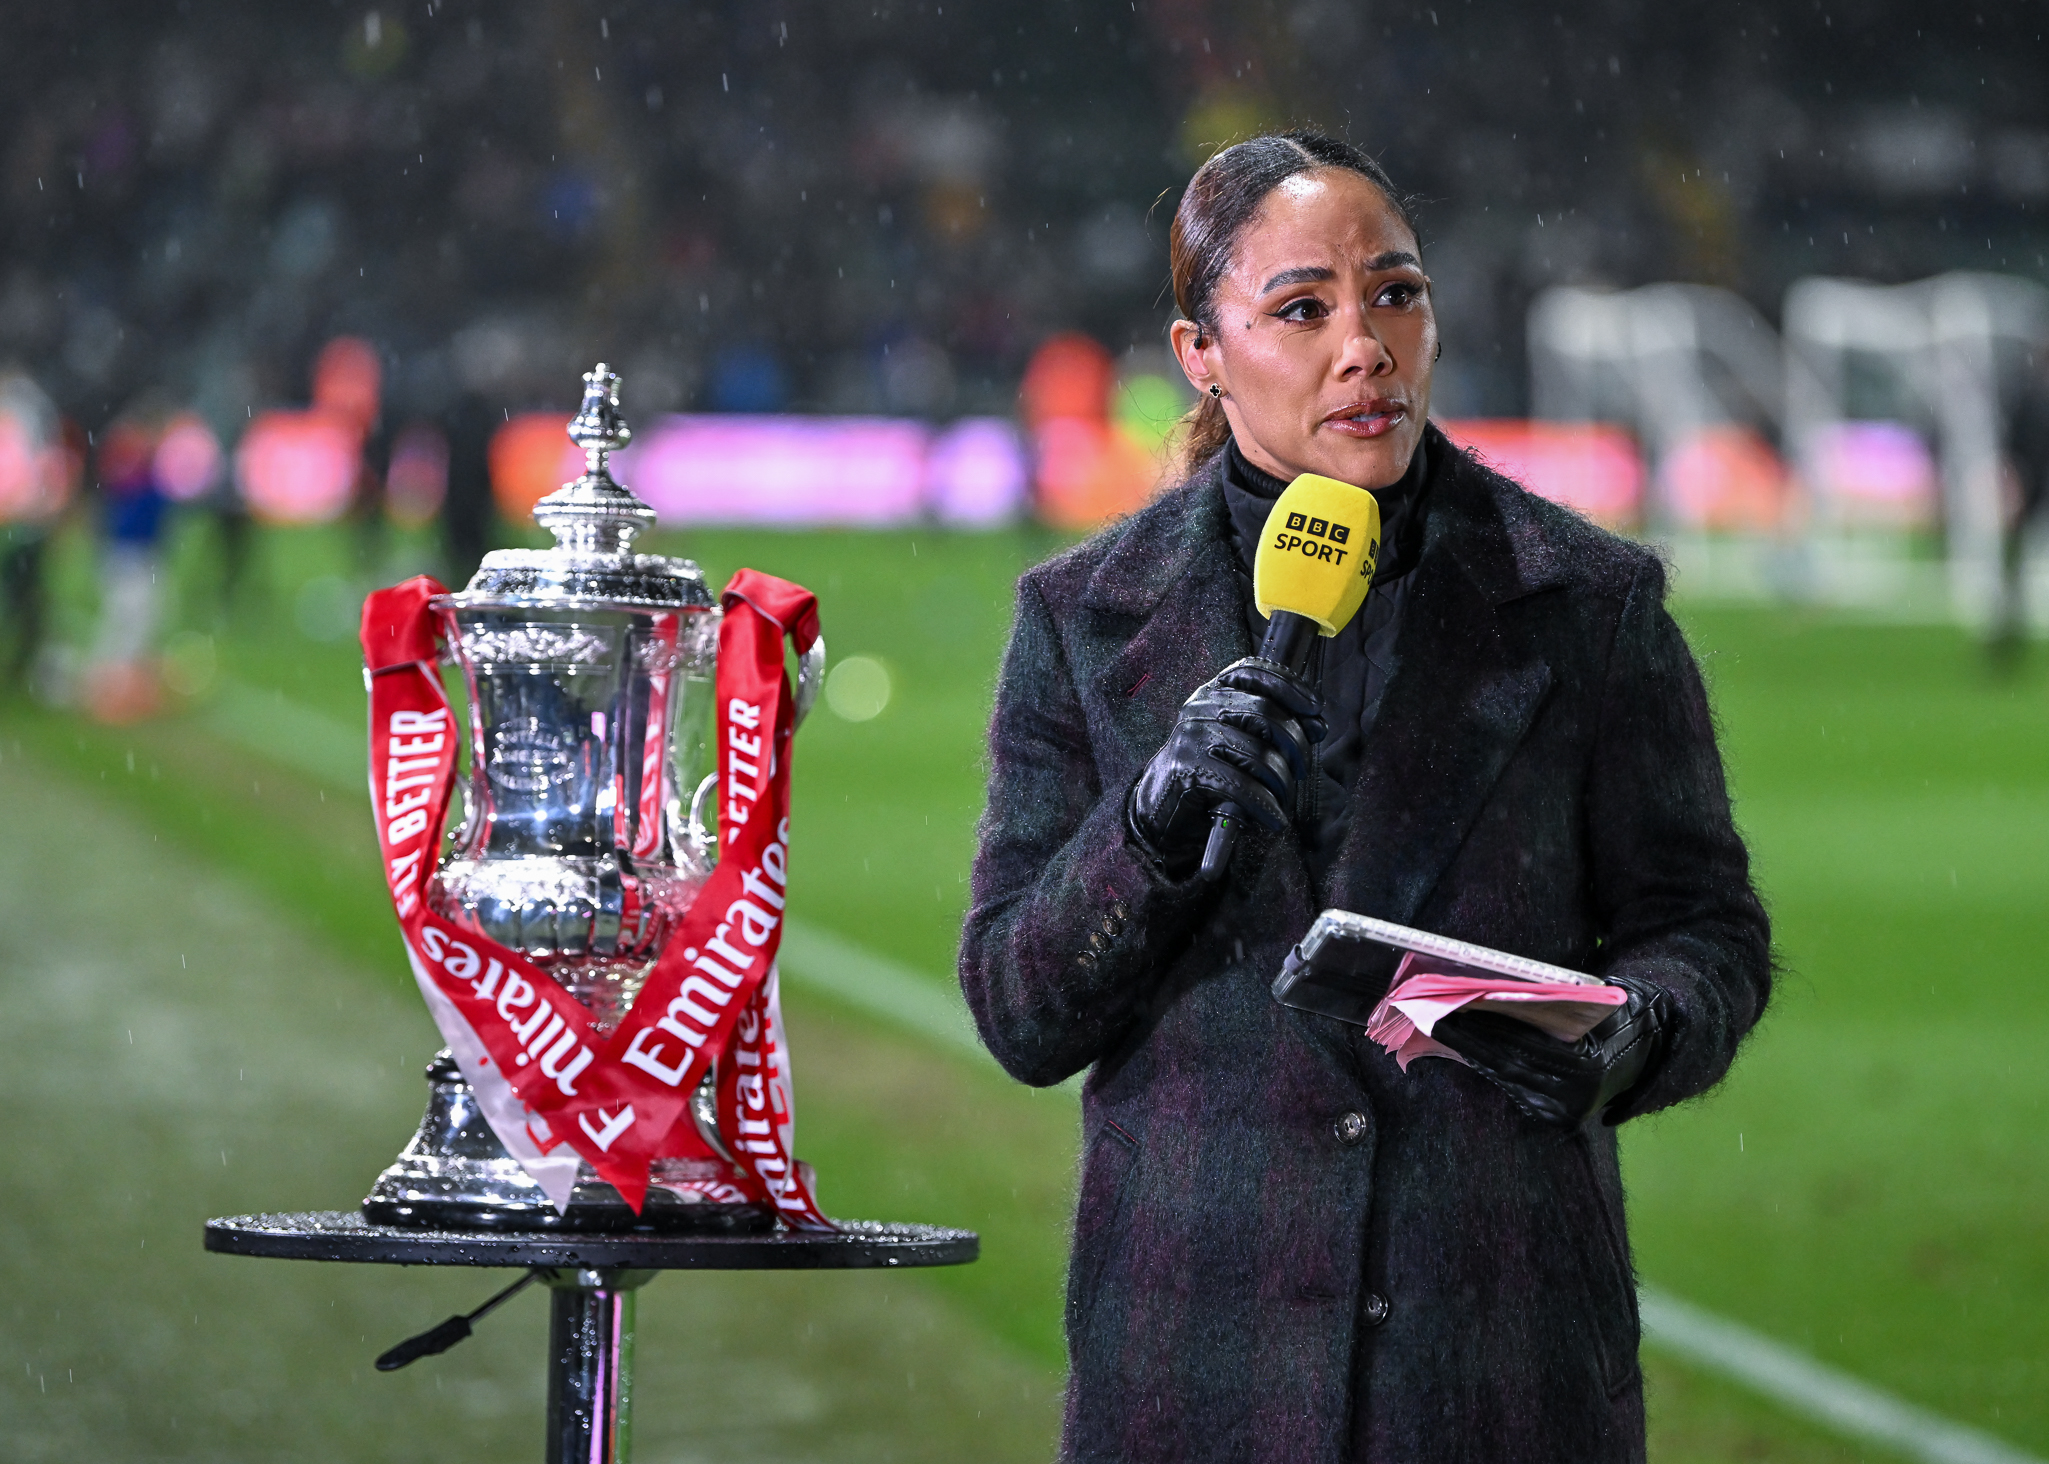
[2,514,2042,1460]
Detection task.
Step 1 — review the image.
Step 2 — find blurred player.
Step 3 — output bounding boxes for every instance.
[1992,338,2049,667]
[0,371,75,694]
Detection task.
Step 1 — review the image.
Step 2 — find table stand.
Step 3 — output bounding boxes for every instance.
[206,1211,978,1463]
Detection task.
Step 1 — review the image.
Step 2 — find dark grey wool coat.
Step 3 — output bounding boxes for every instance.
[958,426,1771,1463]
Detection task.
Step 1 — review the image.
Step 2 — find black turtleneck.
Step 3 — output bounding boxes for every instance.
[1218,434,1433,891]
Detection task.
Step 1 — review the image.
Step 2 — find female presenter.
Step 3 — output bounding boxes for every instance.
[959,131,1770,1463]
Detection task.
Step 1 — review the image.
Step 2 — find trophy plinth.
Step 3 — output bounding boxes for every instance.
[364,363,797,1234]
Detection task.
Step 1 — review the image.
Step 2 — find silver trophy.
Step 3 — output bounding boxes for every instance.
[364,364,822,1232]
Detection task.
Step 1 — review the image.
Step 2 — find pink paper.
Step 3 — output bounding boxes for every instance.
[1365,954,1629,1071]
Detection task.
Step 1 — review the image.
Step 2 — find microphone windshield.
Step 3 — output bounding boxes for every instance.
[1252,473,1383,635]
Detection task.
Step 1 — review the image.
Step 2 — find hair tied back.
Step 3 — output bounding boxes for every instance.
[1168,130,1415,471]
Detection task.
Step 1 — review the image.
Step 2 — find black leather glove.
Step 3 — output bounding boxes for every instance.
[1127,658,1325,877]
[1433,973,1672,1128]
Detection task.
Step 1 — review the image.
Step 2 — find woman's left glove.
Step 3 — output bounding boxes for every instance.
[1432,973,1672,1127]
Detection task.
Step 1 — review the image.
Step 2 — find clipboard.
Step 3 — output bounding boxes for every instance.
[1272,910,1598,1029]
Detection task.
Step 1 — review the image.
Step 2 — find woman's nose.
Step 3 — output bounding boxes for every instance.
[1334,317,1394,378]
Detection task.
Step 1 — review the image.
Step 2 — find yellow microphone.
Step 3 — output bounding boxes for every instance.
[1200,472,1383,880]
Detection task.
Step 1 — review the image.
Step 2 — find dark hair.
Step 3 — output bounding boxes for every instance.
[1169,130,1415,466]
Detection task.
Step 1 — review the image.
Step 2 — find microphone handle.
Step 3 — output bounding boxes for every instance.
[1200,612,1319,881]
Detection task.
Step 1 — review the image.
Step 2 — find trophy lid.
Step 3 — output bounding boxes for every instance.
[439,364,713,612]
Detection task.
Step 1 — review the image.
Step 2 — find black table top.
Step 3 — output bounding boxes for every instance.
[205,1211,978,1271]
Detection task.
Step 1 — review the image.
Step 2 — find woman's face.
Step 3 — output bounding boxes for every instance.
[1172,168,1436,491]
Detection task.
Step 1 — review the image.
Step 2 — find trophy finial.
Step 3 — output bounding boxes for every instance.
[568,362,631,467]
[533,362,657,556]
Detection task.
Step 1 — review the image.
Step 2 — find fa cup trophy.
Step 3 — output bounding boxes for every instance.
[359,364,828,1233]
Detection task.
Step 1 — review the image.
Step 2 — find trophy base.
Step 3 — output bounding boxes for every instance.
[364,1052,776,1235]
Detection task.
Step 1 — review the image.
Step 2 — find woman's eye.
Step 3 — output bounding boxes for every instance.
[1274,297,1328,322]
[1375,281,1423,308]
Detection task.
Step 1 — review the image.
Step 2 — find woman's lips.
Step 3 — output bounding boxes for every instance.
[1321,404,1406,440]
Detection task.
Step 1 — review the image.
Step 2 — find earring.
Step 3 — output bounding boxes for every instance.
[1435,342,1442,361]
[1208,384,1222,398]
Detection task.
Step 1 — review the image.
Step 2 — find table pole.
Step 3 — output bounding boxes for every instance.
[206,1213,978,1459]
[544,1268,656,1464]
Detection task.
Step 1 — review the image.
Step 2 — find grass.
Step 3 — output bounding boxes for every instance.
[0,745,1061,1461]
[4,514,2047,1459]
[1622,610,2049,1447]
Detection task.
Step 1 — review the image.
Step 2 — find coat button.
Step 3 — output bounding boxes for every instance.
[1361,1292,1391,1327]
[1331,1111,1369,1146]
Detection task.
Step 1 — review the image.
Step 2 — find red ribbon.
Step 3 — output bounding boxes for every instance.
[359,570,831,1225]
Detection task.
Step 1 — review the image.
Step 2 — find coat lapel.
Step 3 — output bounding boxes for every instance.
[1076,459,1312,910]
[1081,462,1252,774]
[1327,440,1557,931]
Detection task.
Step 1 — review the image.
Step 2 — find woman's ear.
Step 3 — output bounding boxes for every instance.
[1169,317,1218,396]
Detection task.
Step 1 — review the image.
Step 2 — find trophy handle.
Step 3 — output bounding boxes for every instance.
[683,635,824,865]
[685,773,719,866]
[794,634,826,727]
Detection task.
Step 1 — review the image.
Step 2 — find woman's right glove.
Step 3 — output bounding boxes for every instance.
[1126,658,1325,878]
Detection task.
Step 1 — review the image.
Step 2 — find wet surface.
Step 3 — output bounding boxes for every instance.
[206,1210,979,1269]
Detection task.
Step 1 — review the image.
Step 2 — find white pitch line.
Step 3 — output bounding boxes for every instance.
[207,680,367,788]
[1639,1289,2043,1464]
[198,684,2045,1464]
[776,917,993,1065]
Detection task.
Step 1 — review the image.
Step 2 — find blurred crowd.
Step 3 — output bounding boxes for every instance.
[0,0,2044,713]
[5,1,2043,427]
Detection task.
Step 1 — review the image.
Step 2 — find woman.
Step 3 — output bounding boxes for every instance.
[959,131,1770,1463]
